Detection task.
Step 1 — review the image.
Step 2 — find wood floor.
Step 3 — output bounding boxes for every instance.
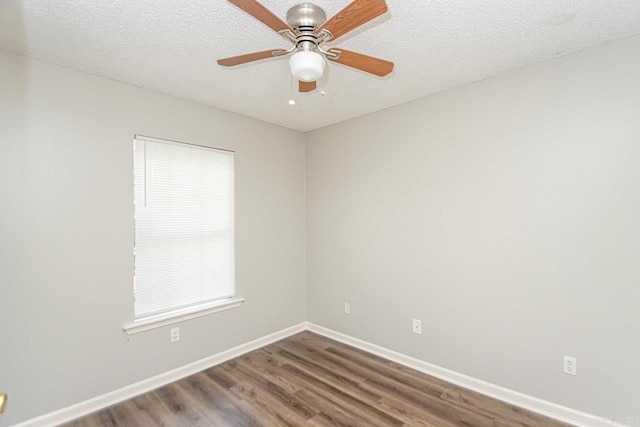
[64,332,571,426]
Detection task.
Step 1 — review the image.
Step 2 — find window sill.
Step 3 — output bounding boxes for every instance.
[123,297,245,335]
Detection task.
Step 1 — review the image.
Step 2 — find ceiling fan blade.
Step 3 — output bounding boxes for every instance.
[318,0,388,41]
[299,81,317,92]
[328,48,394,76]
[217,49,287,67]
[227,0,293,34]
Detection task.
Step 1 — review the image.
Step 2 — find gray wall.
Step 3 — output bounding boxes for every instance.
[306,36,640,419]
[0,51,306,426]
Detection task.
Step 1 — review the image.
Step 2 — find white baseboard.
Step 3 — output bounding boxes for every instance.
[16,321,625,427]
[307,323,625,427]
[15,322,307,427]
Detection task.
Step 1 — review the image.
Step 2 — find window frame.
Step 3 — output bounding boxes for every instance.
[124,135,243,334]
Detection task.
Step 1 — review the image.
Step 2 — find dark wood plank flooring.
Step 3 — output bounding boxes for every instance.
[63,332,571,426]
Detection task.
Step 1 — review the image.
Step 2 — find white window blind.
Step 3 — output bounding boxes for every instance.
[133,136,235,319]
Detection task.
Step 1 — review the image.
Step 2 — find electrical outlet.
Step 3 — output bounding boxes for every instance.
[344,302,351,315]
[563,355,576,375]
[171,327,180,343]
[412,319,422,335]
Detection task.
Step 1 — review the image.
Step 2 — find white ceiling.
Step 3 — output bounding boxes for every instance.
[1,1,639,132]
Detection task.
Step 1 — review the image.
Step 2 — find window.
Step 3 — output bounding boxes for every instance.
[130,135,238,329]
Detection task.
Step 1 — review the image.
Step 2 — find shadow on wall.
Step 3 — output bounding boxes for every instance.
[0,0,28,54]
[0,2,29,427]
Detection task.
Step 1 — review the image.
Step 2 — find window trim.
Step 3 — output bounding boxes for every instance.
[123,297,245,335]
[126,134,240,334]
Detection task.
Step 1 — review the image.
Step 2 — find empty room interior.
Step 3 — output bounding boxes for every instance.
[1,0,640,426]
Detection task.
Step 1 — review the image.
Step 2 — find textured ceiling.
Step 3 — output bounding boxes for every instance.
[1,0,639,131]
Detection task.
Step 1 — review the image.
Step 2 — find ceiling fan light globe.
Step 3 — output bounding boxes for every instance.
[289,51,324,82]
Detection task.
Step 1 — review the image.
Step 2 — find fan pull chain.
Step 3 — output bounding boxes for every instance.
[288,74,296,105]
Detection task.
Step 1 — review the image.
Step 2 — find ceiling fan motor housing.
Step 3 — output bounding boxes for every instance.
[286,3,327,31]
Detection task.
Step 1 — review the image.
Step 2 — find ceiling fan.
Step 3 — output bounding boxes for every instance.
[217,0,394,93]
